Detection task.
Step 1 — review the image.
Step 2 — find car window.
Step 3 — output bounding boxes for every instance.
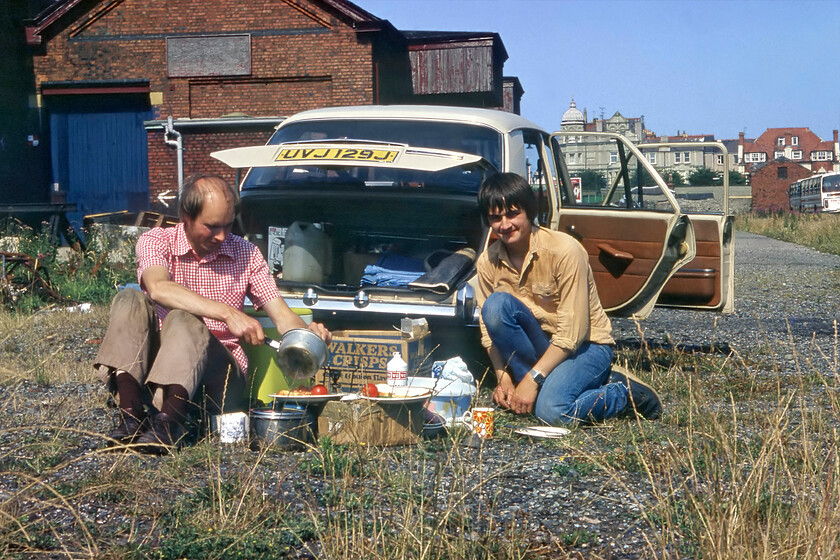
[242,120,503,195]
[554,133,676,212]
[509,129,561,227]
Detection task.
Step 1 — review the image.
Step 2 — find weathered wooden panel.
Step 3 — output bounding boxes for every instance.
[409,43,494,95]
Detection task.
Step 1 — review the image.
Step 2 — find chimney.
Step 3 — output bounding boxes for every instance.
[834,130,839,168]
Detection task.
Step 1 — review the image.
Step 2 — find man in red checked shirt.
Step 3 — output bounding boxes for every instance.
[93,173,330,453]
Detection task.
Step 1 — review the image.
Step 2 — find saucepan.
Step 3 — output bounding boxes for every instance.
[264,328,329,380]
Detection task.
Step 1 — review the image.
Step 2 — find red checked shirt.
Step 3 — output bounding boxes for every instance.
[135,223,281,373]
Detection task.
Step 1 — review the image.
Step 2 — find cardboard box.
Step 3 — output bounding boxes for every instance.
[317,400,424,446]
[316,329,433,392]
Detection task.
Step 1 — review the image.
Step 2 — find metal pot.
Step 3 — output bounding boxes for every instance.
[250,407,313,450]
[265,328,329,380]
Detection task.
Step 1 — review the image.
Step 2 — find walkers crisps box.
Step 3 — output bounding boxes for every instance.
[316,329,433,392]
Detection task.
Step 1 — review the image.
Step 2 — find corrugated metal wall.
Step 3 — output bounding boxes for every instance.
[48,94,153,227]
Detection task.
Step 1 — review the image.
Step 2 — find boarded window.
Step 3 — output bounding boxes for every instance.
[777,166,788,179]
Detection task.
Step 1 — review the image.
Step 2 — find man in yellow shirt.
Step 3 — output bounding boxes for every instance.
[476,173,661,425]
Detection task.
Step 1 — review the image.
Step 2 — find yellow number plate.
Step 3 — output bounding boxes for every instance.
[275,147,399,163]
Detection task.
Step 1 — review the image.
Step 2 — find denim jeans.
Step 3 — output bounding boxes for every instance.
[481,292,629,425]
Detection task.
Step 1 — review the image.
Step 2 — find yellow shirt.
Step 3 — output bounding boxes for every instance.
[476,227,614,352]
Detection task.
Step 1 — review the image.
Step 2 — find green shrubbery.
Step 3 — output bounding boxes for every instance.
[0,220,135,312]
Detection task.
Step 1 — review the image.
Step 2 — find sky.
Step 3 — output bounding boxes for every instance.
[358,0,840,141]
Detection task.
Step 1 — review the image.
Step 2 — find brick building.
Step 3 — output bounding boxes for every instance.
[20,0,517,219]
[738,128,839,175]
[749,159,811,213]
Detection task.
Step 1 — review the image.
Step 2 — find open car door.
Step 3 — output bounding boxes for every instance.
[645,141,734,314]
[549,131,697,319]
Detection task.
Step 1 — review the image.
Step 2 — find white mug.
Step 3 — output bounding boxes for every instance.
[211,412,249,443]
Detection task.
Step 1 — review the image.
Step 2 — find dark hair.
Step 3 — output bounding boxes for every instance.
[178,173,240,220]
[477,173,537,226]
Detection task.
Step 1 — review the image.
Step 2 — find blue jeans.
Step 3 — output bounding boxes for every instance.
[481,292,628,425]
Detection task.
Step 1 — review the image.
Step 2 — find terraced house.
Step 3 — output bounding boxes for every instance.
[738,128,839,175]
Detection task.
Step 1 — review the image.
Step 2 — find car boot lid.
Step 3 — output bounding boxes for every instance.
[212,141,488,172]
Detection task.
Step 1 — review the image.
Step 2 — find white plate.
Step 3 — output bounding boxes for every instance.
[514,426,571,439]
[356,384,432,404]
[268,392,346,405]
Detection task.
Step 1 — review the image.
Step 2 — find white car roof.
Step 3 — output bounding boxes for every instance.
[278,105,546,135]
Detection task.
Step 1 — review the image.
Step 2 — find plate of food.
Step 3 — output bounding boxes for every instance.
[268,384,346,404]
[514,426,571,439]
[355,383,432,404]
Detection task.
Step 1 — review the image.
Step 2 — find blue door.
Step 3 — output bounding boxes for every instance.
[48,94,154,228]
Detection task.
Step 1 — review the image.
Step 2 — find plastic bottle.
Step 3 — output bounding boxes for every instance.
[386,351,408,387]
[282,221,332,283]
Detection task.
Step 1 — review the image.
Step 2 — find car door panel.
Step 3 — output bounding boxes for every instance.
[549,132,695,318]
[658,214,734,312]
[558,210,692,317]
[634,140,735,314]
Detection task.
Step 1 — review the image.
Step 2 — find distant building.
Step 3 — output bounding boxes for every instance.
[639,132,719,181]
[749,159,811,213]
[720,139,743,177]
[556,98,645,184]
[738,128,839,175]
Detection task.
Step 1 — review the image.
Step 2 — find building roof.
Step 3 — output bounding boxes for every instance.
[25,0,388,45]
[721,139,742,154]
[642,133,715,143]
[561,98,584,124]
[753,127,824,156]
[402,30,508,63]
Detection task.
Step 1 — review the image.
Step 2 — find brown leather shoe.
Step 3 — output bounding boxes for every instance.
[135,413,186,455]
[106,410,148,445]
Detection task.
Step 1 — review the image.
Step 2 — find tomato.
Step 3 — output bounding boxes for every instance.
[361,383,379,398]
[311,384,328,395]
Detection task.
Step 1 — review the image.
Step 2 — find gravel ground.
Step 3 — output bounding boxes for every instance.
[613,231,840,376]
[2,230,839,559]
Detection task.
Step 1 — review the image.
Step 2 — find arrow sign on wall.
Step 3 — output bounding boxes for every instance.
[157,190,177,208]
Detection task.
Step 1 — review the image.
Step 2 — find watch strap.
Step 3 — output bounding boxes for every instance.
[529,368,546,387]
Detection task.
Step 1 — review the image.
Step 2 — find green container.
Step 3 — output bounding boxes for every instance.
[243,307,313,406]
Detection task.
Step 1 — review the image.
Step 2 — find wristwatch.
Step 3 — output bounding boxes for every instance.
[529,368,547,388]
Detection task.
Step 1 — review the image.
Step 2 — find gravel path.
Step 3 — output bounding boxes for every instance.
[613,231,840,376]
[3,230,839,559]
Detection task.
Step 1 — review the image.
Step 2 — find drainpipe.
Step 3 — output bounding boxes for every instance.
[164,116,184,193]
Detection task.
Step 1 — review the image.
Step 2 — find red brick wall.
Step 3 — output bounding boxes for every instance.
[31,1,377,115]
[750,161,812,213]
[146,127,277,214]
[31,0,384,208]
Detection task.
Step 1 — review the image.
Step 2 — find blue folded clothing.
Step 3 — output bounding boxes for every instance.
[361,265,425,287]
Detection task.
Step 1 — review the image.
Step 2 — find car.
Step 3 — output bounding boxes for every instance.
[212,105,734,365]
